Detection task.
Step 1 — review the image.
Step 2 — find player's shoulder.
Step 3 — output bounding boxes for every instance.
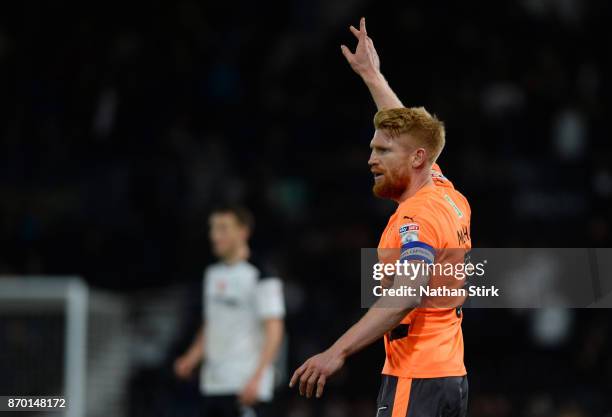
[397,185,441,219]
[204,262,224,276]
[445,186,471,220]
[449,185,470,206]
[413,182,470,216]
[397,185,464,230]
[431,163,470,209]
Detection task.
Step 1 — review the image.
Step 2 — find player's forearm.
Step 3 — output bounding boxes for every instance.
[328,265,428,359]
[185,325,205,363]
[253,318,284,378]
[362,72,404,110]
[329,303,412,359]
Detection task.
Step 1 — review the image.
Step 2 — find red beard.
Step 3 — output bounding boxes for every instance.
[373,173,409,200]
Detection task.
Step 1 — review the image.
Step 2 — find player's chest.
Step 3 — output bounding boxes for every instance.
[205,273,257,308]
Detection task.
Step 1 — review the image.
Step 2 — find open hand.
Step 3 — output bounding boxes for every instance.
[341,17,381,80]
[289,348,345,399]
[173,355,196,380]
[238,374,261,406]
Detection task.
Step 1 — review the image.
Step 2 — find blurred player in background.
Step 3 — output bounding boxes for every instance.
[290,18,471,417]
[174,206,285,417]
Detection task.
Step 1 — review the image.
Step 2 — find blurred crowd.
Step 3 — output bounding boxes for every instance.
[1,0,611,416]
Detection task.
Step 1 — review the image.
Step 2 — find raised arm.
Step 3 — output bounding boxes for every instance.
[341,17,403,110]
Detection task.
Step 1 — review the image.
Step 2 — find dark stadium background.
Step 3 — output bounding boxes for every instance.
[1,0,611,416]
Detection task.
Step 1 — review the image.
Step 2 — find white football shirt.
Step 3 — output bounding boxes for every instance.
[200,259,285,401]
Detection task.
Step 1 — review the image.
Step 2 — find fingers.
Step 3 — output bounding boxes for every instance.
[305,370,320,398]
[298,367,314,396]
[290,360,326,399]
[360,17,367,37]
[174,359,190,379]
[348,19,374,54]
[290,362,328,399]
[340,45,354,63]
[239,390,256,406]
[316,374,327,398]
[350,18,369,42]
[289,362,307,388]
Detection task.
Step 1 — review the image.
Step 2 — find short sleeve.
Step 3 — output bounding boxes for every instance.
[256,278,285,319]
[396,209,439,264]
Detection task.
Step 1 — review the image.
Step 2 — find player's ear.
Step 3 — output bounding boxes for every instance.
[241,225,252,241]
[411,148,427,168]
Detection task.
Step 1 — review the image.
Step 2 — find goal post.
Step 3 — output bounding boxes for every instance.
[0,277,88,417]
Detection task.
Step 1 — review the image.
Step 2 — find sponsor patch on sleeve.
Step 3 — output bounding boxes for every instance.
[399,223,420,245]
[399,223,420,234]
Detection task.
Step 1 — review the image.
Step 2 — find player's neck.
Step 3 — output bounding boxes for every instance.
[396,172,433,204]
[221,244,250,265]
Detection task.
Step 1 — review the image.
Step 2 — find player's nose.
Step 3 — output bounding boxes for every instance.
[368,152,377,167]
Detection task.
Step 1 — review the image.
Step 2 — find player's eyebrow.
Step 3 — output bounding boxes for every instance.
[370,142,390,151]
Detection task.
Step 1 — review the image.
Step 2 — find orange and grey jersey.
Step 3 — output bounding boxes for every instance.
[378,164,471,379]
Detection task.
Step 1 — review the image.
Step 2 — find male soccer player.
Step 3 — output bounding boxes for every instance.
[289,18,471,417]
[174,206,285,417]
